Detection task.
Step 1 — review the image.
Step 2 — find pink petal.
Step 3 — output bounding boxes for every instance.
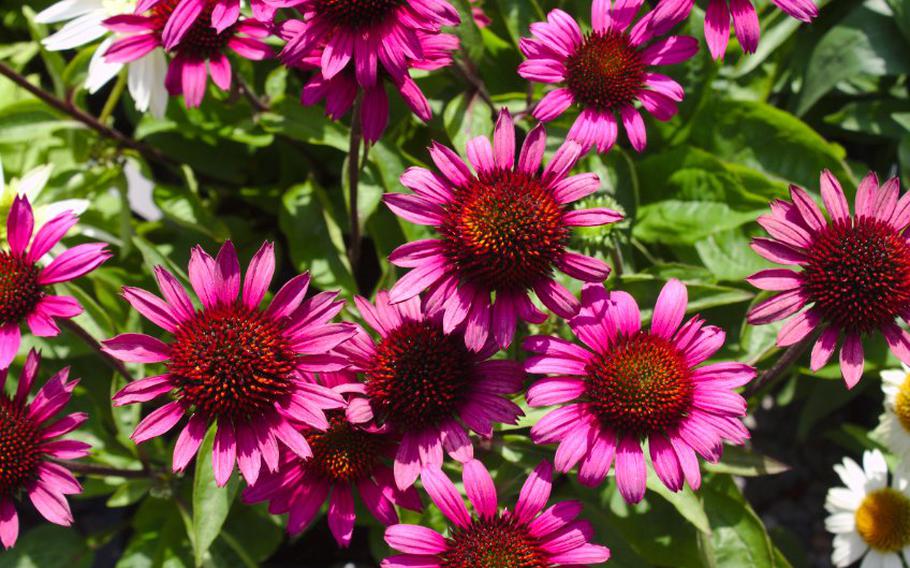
[131,400,184,444]
[463,459,497,519]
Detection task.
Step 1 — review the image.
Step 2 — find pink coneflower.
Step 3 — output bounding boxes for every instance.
[384,109,622,351]
[0,195,110,369]
[382,460,611,567]
[524,280,753,503]
[0,350,90,549]
[277,0,459,94]
[337,292,524,490]
[470,0,491,28]
[242,373,421,547]
[103,1,271,108]
[747,171,910,389]
[132,0,273,48]
[518,1,697,153]
[102,241,356,487]
[282,19,458,142]
[703,0,817,59]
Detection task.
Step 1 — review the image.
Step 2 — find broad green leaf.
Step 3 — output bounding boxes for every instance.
[703,446,790,477]
[192,425,239,567]
[153,184,229,241]
[0,525,93,568]
[646,471,711,534]
[690,99,850,188]
[796,3,910,115]
[259,99,349,152]
[632,201,764,246]
[279,181,357,295]
[443,91,495,153]
[696,229,773,282]
[703,475,776,568]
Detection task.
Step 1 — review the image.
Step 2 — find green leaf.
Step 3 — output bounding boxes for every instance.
[279,181,357,295]
[450,0,486,62]
[192,425,239,567]
[632,201,764,246]
[796,3,910,115]
[690,99,850,188]
[443,92,495,153]
[696,229,773,282]
[703,446,790,477]
[259,99,349,151]
[153,184,230,240]
[0,525,93,568]
[646,471,711,534]
[703,475,776,568]
[107,478,153,508]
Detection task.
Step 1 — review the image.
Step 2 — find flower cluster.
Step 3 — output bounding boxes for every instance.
[23,0,898,563]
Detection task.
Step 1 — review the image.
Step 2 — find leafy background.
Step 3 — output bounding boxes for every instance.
[0,0,907,566]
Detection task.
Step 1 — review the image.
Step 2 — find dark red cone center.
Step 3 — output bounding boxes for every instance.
[565,30,646,112]
[152,0,233,57]
[303,412,384,483]
[802,217,910,333]
[0,396,42,497]
[440,168,569,292]
[585,332,693,435]
[0,251,42,327]
[316,0,404,30]
[168,304,296,421]
[365,320,473,431]
[441,515,548,568]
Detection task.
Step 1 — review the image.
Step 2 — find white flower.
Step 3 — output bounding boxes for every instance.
[0,158,90,240]
[36,0,168,117]
[875,364,910,464]
[825,449,910,568]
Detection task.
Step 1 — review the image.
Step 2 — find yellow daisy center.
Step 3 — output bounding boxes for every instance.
[893,373,910,433]
[855,488,910,553]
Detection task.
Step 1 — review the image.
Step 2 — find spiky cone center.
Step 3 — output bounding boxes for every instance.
[440,168,569,292]
[152,0,234,57]
[441,514,548,568]
[0,396,42,497]
[564,30,645,112]
[855,488,910,553]
[802,217,910,334]
[585,332,694,436]
[304,412,384,483]
[0,252,42,326]
[365,320,473,431]
[315,0,404,30]
[167,303,296,421]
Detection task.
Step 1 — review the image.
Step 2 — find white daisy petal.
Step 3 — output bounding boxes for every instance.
[17,165,53,199]
[825,512,856,534]
[881,553,902,568]
[836,458,869,494]
[864,449,889,491]
[145,49,169,118]
[86,37,123,94]
[35,0,103,24]
[42,11,106,50]
[861,549,886,568]
[826,487,863,513]
[832,532,867,567]
[42,199,89,219]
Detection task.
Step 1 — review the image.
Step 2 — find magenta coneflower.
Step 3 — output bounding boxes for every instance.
[524,280,753,503]
[278,0,459,92]
[242,373,421,547]
[132,0,273,48]
[747,171,910,389]
[104,1,271,108]
[384,109,622,351]
[703,0,818,59]
[282,19,458,142]
[382,460,611,567]
[0,350,90,549]
[337,292,524,490]
[0,195,110,369]
[518,1,697,153]
[102,241,356,487]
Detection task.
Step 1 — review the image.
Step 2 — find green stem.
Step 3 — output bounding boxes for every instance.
[98,71,127,125]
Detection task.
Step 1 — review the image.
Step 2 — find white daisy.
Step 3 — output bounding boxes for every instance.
[36,0,168,117]
[0,157,89,240]
[825,449,910,568]
[876,364,910,462]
